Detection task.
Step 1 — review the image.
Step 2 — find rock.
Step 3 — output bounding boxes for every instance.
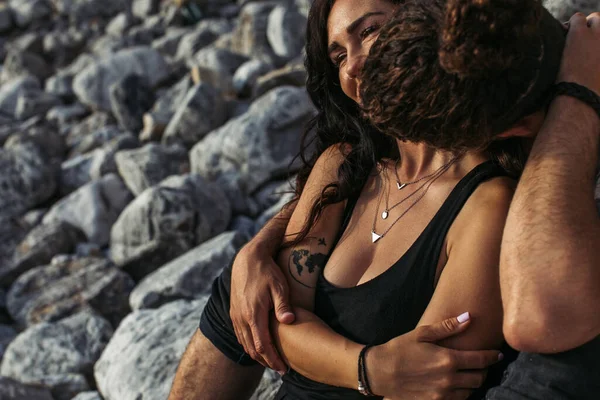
[251,369,283,400]
[130,231,247,310]
[0,324,17,361]
[267,5,307,59]
[89,34,128,58]
[21,209,47,229]
[68,122,121,156]
[4,121,66,163]
[110,174,231,280]
[133,0,161,19]
[0,218,27,286]
[148,75,192,129]
[544,0,600,22]
[0,76,40,118]
[45,73,75,99]
[253,61,307,98]
[190,86,314,214]
[106,12,138,37]
[1,50,52,83]
[233,59,274,97]
[0,220,84,287]
[73,47,169,111]
[190,65,233,94]
[229,215,257,241]
[253,179,295,214]
[0,6,14,34]
[126,24,162,47]
[37,374,90,400]
[43,174,133,246]
[151,27,189,57]
[7,32,44,54]
[0,312,113,395]
[46,103,90,127]
[9,0,52,28]
[61,134,139,194]
[0,143,58,220]
[231,2,279,63]
[256,189,296,230]
[139,113,166,143]
[94,298,207,400]
[15,90,61,120]
[190,46,249,76]
[7,257,134,329]
[72,392,103,400]
[0,376,53,400]
[109,74,156,133]
[43,29,88,69]
[55,0,130,25]
[75,243,103,258]
[115,143,190,196]
[162,82,227,147]
[175,25,219,61]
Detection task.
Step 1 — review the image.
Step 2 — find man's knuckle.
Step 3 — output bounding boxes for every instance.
[442,319,456,332]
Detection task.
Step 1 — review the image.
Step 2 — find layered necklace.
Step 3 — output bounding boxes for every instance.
[371,157,459,243]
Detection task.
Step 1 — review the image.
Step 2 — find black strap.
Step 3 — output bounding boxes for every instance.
[552,82,600,119]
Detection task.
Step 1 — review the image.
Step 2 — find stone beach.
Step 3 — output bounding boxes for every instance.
[0,0,597,399]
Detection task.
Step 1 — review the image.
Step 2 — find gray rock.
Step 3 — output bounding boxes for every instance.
[130,231,247,310]
[251,369,283,400]
[253,62,307,98]
[45,73,75,99]
[0,218,27,288]
[127,24,163,47]
[0,75,40,118]
[73,47,169,111]
[44,174,133,246]
[231,2,279,63]
[15,90,61,120]
[0,143,57,220]
[148,75,193,128]
[46,103,89,127]
[0,220,84,287]
[0,376,53,400]
[0,312,113,393]
[9,0,52,28]
[233,59,274,97]
[106,12,138,37]
[94,298,207,400]
[4,121,66,163]
[110,174,231,280]
[253,179,295,214]
[1,51,52,83]
[43,29,88,69]
[61,134,139,194]
[115,143,190,196]
[55,0,130,25]
[174,25,219,62]
[151,27,190,57]
[72,392,103,400]
[7,257,134,329]
[267,5,307,59]
[68,121,121,156]
[133,0,161,18]
[190,86,314,214]
[21,209,47,229]
[0,6,14,34]
[7,32,44,54]
[256,189,296,230]
[190,46,250,75]
[89,35,128,59]
[162,82,227,147]
[75,243,103,258]
[109,74,155,133]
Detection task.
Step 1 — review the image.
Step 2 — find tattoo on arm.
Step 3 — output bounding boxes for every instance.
[288,246,328,289]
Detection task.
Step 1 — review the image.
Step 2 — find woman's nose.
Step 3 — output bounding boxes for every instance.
[346,54,366,79]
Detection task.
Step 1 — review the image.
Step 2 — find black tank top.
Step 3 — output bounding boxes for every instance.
[276,160,513,400]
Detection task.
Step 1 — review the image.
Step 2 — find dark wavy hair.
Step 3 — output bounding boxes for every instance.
[282,0,401,247]
[361,0,538,176]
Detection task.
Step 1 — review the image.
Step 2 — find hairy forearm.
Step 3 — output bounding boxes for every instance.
[502,96,600,352]
[271,307,362,389]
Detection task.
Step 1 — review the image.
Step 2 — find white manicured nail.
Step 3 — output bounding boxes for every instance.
[457,312,470,324]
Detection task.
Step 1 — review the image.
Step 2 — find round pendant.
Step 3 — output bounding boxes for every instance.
[381,210,389,220]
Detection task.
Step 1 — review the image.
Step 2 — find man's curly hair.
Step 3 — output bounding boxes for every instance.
[360,0,544,155]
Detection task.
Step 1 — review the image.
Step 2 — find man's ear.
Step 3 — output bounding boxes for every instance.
[496,125,533,139]
[496,113,542,139]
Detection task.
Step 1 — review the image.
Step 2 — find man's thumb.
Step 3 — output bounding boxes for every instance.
[417,312,471,342]
[272,284,295,324]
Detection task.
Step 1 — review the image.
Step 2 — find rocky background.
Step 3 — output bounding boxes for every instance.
[0,0,597,399]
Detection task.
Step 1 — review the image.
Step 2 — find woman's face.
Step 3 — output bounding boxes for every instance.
[327,0,397,104]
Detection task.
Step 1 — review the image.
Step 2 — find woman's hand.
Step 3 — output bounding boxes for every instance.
[368,313,502,400]
[229,243,296,375]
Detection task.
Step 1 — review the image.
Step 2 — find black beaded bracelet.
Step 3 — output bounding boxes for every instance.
[358,344,375,396]
[552,82,600,119]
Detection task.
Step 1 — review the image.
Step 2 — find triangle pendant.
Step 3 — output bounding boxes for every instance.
[371,231,382,243]
[397,182,407,190]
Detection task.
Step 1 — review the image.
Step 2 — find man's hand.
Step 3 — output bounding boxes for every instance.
[230,243,295,375]
[558,12,600,96]
[369,313,502,400]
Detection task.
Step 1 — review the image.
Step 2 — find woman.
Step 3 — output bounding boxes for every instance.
[169,0,545,398]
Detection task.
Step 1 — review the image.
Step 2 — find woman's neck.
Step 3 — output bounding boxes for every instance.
[394,139,488,182]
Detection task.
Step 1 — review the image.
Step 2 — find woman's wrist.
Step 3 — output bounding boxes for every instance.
[363,343,388,397]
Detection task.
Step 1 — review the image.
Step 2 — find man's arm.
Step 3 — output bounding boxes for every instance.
[501,13,600,353]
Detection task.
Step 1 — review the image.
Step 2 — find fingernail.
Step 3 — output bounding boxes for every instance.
[457,312,470,324]
[498,353,504,361]
[277,370,286,376]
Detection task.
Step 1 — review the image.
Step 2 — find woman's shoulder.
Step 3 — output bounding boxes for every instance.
[309,142,352,181]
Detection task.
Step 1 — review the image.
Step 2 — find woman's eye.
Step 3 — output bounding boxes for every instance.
[333,53,346,67]
[360,25,380,40]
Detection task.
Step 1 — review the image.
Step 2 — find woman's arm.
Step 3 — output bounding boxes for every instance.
[416,177,515,351]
